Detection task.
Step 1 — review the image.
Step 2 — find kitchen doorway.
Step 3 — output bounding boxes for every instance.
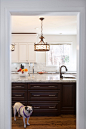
[1,8,85,129]
[11,13,78,129]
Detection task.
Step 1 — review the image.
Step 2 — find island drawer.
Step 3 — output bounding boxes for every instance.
[28,101,60,116]
[12,83,27,90]
[12,90,27,101]
[28,83,61,90]
[28,90,60,101]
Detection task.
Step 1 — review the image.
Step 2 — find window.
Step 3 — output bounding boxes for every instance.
[46,44,71,66]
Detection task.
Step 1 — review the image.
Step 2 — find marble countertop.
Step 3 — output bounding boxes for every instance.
[11,73,76,83]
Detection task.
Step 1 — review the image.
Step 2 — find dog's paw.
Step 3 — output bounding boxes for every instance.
[14,118,16,121]
[24,124,26,128]
[27,123,30,126]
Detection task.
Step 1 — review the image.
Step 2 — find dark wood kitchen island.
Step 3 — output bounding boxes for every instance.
[12,73,76,116]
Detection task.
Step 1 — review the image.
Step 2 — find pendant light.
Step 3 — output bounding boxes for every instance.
[34,18,50,51]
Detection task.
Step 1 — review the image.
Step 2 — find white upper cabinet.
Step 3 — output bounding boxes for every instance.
[16,43,36,63]
[28,44,36,62]
[11,43,18,62]
[19,43,28,62]
[11,34,37,63]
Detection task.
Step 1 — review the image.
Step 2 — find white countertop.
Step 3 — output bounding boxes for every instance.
[11,73,76,83]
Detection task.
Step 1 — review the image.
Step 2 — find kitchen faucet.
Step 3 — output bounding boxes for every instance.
[60,65,68,78]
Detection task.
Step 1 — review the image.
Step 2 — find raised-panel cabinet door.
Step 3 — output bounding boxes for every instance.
[19,43,28,62]
[61,83,76,114]
[28,44,36,62]
[11,43,18,62]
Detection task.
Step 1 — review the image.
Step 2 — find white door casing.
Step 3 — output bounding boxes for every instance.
[0,1,86,129]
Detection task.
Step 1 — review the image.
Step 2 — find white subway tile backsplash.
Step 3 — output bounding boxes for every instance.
[11,62,76,73]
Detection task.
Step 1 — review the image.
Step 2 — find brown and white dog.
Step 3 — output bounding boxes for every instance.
[13,102,33,128]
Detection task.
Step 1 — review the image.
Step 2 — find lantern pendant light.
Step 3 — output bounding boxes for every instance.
[34,18,50,51]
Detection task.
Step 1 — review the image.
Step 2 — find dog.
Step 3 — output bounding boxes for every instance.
[13,102,33,128]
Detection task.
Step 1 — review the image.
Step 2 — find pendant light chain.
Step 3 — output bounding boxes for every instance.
[41,19,43,37]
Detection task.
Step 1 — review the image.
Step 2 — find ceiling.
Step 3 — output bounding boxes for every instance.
[11,16,77,35]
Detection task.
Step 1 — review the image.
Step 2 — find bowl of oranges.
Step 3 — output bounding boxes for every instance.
[17,68,28,77]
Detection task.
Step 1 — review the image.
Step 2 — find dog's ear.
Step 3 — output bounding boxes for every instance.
[25,106,28,110]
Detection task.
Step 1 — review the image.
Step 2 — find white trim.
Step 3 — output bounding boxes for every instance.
[48,42,72,45]
[0,1,86,129]
[11,42,36,43]
[44,34,77,36]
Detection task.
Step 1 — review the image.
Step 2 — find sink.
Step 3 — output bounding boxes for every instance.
[62,74,76,78]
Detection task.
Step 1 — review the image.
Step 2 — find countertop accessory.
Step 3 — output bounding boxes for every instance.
[37,71,47,74]
[33,66,34,74]
[32,65,35,78]
[29,63,30,77]
[34,17,50,51]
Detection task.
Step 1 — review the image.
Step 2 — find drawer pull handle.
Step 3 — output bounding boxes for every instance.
[33,86,40,87]
[49,86,55,87]
[49,107,55,108]
[34,95,40,96]
[15,86,22,88]
[15,95,22,97]
[34,106,40,108]
[49,95,55,96]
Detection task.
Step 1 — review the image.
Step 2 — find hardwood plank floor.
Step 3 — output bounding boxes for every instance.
[12,115,76,129]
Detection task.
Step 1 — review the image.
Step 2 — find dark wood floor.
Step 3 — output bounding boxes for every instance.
[12,115,76,129]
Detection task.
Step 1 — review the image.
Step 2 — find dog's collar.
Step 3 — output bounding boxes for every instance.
[23,109,31,118]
